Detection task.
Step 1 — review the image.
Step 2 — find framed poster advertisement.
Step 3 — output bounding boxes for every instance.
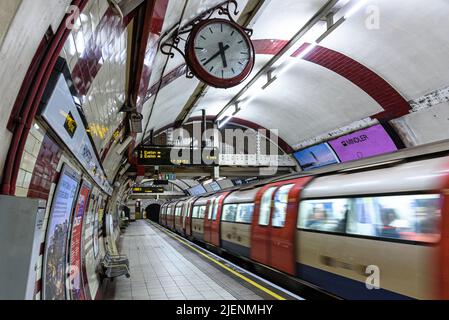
[68,180,91,300]
[293,143,340,170]
[93,195,102,259]
[328,124,398,162]
[42,164,80,300]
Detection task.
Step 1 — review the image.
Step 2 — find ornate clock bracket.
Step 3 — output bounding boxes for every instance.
[160,0,253,79]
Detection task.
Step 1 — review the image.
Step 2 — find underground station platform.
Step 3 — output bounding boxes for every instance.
[2,0,449,316]
[104,220,301,301]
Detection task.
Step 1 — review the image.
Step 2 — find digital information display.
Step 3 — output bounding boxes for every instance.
[294,143,340,170]
[43,164,80,300]
[137,146,219,166]
[329,124,398,162]
[69,181,91,300]
[132,187,165,194]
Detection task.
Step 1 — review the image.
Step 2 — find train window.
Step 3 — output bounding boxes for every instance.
[208,200,214,220]
[299,194,442,243]
[212,196,222,220]
[175,206,182,217]
[222,204,238,222]
[299,199,349,233]
[236,204,255,224]
[198,206,207,219]
[192,206,199,218]
[259,187,276,226]
[346,194,441,243]
[272,184,294,228]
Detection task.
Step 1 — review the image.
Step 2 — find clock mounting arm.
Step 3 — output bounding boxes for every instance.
[160,0,253,83]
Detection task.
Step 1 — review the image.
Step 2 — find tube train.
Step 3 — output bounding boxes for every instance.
[159,153,449,300]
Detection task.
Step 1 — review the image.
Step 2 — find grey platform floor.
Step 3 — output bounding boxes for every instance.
[104,220,298,301]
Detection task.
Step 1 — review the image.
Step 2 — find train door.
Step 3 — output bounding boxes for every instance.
[270,179,310,275]
[168,204,175,230]
[203,199,214,244]
[185,199,195,237]
[181,202,188,235]
[251,186,277,265]
[175,203,183,233]
[210,193,228,246]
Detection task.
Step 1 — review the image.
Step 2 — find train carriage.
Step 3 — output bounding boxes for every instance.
[158,154,449,300]
[221,188,260,258]
[174,200,185,234]
[295,157,449,300]
[204,192,230,247]
[191,196,212,242]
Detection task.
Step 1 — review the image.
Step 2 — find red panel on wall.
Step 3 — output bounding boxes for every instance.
[27,135,62,200]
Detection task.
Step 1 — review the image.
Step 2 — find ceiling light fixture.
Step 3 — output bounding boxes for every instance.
[344,0,369,19]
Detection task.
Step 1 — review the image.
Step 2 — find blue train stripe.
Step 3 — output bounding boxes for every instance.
[222,240,250,258]
[297,263,413,300]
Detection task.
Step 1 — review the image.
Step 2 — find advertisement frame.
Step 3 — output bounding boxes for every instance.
[68,179,92,300]
[42,163,80,300]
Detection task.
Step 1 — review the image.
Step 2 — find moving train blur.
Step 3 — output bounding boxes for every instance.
[1,0,449,302]
[160,151,449,300]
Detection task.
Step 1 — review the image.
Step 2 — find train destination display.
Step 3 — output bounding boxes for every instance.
[132,187,165,194]
[137,146,218,166]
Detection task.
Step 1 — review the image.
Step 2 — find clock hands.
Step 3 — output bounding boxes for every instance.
[219,42,228,68]
[203,42,230,67]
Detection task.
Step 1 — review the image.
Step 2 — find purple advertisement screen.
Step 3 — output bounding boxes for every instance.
[329,125,398,162]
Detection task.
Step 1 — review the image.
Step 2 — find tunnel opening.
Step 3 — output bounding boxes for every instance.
[145,204,161,223]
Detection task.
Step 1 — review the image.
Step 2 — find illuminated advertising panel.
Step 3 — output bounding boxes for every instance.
[189,185,207,196]
[43,164,80,300]
[41,74,112,194]
[294,143,340,170]
[68,181,91,300]
[329,124,398,162]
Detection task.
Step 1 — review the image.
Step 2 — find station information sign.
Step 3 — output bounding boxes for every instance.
[132,187,165,194]
[137,146,218,166]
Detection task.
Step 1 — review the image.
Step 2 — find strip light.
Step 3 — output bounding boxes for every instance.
[344,0,370,19]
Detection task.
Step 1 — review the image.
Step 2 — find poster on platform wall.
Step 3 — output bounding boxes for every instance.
[81,190,97,300]
[93,195,102,259]
[42,164,80,301]
[40,73,112,195]
[68,180,91,300]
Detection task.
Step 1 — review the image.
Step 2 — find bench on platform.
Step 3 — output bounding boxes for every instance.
[100,252,131,281]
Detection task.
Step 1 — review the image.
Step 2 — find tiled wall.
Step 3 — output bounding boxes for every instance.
[60,0,128,162]
[15,122,46,197]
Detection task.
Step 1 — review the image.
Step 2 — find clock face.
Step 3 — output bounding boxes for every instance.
[186,19,255,88]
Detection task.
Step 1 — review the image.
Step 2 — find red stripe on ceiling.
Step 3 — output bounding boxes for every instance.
[142,39,410,122]
[136,0,170,110]
[252,39,287,56]
[293,43,411,120]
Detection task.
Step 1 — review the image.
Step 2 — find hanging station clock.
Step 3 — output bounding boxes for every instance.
[185,18,255,89]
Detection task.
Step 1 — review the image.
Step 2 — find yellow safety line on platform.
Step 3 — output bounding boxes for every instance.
[150,222,286,301]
